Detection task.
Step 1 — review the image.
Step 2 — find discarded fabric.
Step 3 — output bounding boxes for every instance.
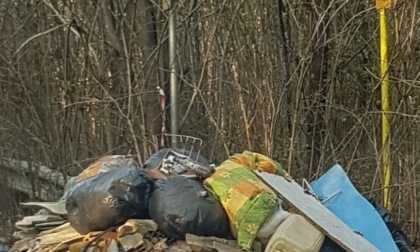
[204,151,291,249]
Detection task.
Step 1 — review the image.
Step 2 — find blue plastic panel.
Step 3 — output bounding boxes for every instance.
[310,164,398,252]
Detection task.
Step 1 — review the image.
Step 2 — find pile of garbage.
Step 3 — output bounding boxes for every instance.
[9,148,414,252]
[11,202,67,251]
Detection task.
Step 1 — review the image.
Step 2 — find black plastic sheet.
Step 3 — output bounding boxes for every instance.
[370,200,413,252]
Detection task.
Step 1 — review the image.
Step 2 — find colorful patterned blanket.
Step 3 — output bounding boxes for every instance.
[204,151,290,249]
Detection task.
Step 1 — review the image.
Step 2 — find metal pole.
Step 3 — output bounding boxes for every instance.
[379,8,391,210]
[376,0,392,210]
[169,0,179,147]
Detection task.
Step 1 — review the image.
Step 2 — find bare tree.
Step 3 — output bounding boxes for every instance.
[0,0,418,244]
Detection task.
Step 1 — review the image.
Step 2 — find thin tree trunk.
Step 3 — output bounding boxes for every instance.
[307,0,329,178]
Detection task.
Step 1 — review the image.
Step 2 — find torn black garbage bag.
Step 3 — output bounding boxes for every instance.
[66,167,152,235]
[148,176,231,240]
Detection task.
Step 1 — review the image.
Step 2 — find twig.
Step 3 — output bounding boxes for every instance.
[14,24,66,56]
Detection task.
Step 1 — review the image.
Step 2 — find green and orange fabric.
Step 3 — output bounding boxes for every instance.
[204,151,291,249]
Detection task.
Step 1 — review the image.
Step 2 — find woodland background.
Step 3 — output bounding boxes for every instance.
[0,0,418,246]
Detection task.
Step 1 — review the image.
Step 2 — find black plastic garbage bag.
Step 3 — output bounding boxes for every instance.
[66,167,153,235]
[370,200,413,252]
[148,176,231,240]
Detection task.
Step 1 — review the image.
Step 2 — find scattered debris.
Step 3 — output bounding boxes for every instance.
[309,164,400,251]
[256,171,380,252]
[11,220,171,252]
[11,203,67,251]
[9,150,413,252]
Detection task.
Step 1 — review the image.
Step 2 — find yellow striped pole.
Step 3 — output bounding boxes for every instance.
[376,0,391,210]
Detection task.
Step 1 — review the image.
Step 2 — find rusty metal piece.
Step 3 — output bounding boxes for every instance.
[152,239,169,251]
[132,231,168,252]
[144,230,166,244]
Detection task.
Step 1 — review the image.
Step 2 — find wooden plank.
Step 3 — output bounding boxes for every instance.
[255,172,380,252]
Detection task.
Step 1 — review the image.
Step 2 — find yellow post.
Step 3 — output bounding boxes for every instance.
[377,0,391,210]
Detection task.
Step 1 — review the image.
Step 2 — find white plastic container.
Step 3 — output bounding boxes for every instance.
[257,200,291,239]
[265,214,325,252]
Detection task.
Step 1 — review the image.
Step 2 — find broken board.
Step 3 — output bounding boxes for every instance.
[15,215,63,227]
[21,202,67,216]
[255,171,380,252]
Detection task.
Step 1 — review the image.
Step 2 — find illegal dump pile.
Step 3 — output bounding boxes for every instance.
[10,148,414,252]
